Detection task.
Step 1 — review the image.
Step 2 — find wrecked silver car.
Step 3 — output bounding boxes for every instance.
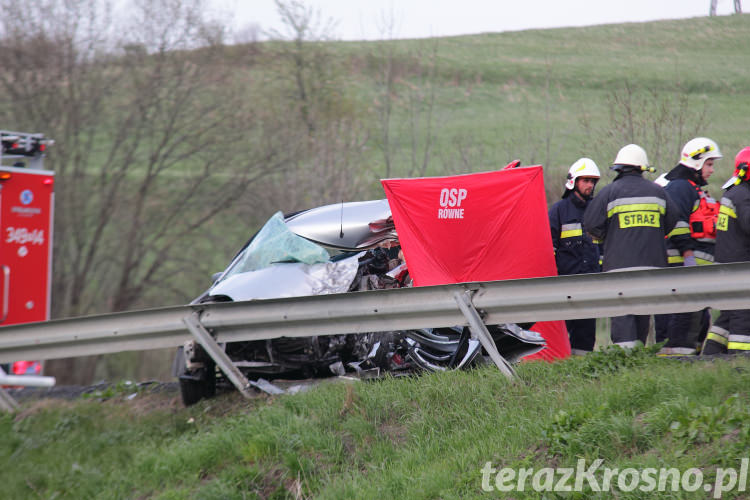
[176,200,545,406]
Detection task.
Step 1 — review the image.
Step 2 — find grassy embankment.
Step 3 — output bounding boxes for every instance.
[3,347,750,499]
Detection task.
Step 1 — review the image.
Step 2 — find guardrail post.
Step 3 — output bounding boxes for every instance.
[182,312,256,400]
[453,290,517,381]
[0,367,20,412]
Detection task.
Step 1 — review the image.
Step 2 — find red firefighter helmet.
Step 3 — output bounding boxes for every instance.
[723,147,750,189]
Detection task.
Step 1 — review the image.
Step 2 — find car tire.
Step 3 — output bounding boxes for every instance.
[178,362,216,406]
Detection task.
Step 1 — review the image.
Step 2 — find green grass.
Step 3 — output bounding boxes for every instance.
[4,348,750,498]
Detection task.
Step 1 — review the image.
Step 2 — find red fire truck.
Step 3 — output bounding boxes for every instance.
[0,130,54,376]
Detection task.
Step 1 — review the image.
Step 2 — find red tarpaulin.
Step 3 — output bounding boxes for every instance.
[381,166,570,361]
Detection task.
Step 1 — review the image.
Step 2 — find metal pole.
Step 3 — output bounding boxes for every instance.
[182,312,256,400]
[453,290,517,381]
[0,375,56,387]
[0,367,19,411]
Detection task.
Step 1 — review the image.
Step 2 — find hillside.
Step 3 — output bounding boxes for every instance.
[194,12,750,307]
[4,10,749,381]
[309,14,750,196]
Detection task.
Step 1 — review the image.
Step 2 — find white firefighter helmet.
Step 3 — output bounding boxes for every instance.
[565,158,601,191]
[612,144,649,171]
[680,137,722,171]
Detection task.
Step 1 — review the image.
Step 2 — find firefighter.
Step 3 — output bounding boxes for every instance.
[583,144,681,347]
[548,158,602,354]
[701,147,750,355]
[654,137,722,355]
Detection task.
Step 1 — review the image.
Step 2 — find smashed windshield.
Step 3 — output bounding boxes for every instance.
[218,212,330,283]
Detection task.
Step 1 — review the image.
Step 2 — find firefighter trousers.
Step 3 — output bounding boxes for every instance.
[702,309,750,355]
[566,318,596,354]
[654,309,710,354]
[611,314,650,347]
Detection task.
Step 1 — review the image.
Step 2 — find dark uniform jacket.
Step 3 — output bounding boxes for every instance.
[548,193,600,275]
[715,182,750,263]
[662,166,715,265]
[583,171,680,271]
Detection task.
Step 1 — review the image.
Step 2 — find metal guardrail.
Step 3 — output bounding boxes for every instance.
[0,366,56,411]
[0,262,748,364]
[0,375,56,387]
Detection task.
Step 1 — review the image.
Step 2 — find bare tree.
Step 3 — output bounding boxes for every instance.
[0,0,290,382]
[249,0,371,212]
[579,81,709,182]
[267,0,339,136]
[0,0,286,317]
[373,28,441,179]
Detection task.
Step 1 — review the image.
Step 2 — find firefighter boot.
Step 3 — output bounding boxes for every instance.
[701,325,728,355]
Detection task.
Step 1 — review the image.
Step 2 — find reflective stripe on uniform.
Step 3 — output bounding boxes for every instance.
[667,221,690,238]
[728,333,750,351]
[657,347,697,356]
[560,223,583,238]
[721,197,737,214]
[614,341,638,348]
[667,249,713,265]
[667,248,683,264]
[709,326,729,338]
[694,251,714,265]
[719,205,737,218]
[606,196,667,218]
[706,332,728,345]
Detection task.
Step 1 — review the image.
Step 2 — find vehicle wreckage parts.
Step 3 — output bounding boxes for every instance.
[182,313,253,402]
[176,289,534,404]
[404,327,482,371]
[180,313,290,405]
[0,367,19,411]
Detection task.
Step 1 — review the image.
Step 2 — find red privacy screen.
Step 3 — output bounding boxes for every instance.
[382,166,570,360]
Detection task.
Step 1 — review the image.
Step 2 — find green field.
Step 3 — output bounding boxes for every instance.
[320,15,750,196]
[171,12,748,289]
[9,12,746,320]
[4,347,750,498]
[80,13,750,381]
[218,13,750,279]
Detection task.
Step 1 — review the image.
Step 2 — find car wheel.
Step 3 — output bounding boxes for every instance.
[178,362,216,406]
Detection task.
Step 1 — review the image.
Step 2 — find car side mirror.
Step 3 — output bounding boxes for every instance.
[211,272,223,284]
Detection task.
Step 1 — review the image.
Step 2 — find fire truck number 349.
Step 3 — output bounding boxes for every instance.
[5,227,45,245]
